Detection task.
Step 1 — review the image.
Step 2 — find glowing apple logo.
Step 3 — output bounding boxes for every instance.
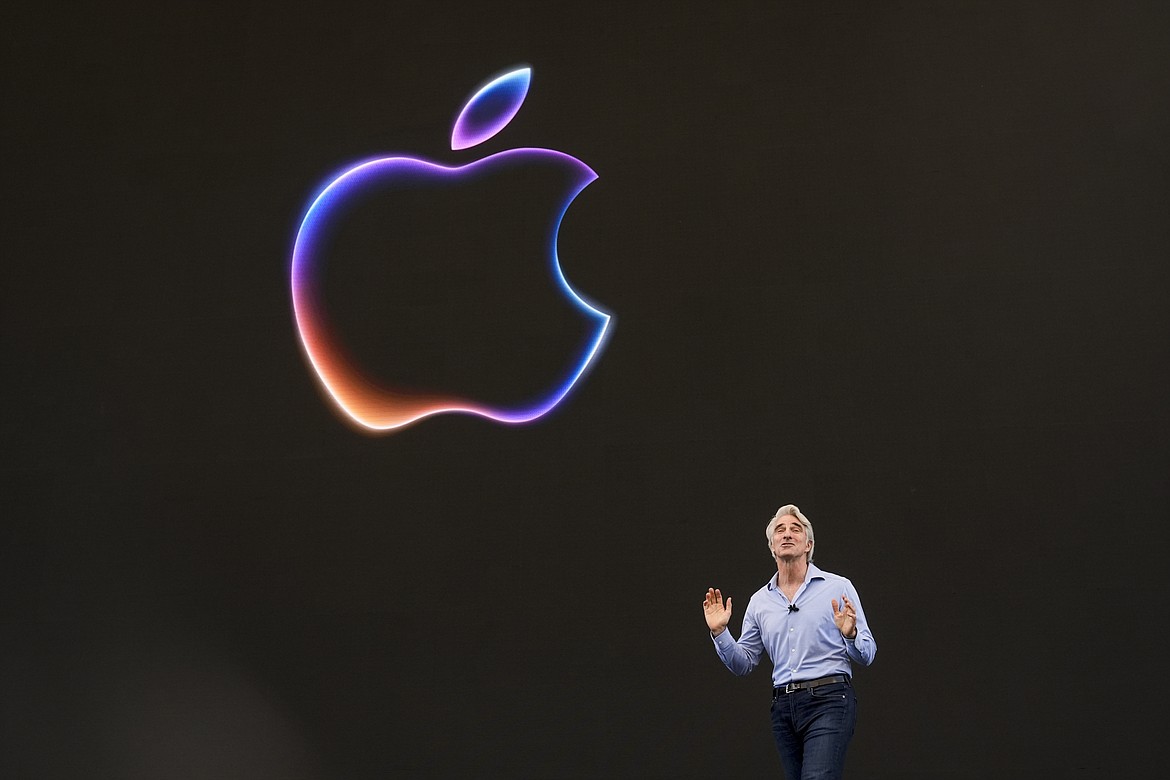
[290,67,611,432]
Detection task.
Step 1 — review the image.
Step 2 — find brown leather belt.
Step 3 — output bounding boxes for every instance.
[773,675,849,697]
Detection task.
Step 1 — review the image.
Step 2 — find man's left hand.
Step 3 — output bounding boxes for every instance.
[832,595,858,640]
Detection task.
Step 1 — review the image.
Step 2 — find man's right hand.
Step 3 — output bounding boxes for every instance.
[703,588,732,636]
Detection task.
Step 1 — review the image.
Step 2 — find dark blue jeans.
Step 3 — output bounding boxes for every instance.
[770,679,857,780]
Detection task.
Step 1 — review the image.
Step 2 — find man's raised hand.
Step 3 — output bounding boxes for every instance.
[703,588,732,636]
[832,595,858,640]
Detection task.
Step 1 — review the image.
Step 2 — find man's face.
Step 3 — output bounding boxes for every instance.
[771,515,811,562]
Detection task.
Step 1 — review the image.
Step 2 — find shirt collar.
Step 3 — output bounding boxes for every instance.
[767,563,826,590]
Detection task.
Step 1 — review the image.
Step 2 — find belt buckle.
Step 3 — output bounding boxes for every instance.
[784,682,799,694]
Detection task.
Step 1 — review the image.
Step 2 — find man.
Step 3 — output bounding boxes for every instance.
[703,504,876,779]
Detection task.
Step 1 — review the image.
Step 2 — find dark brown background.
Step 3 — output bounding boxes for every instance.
[4,2,1168,777]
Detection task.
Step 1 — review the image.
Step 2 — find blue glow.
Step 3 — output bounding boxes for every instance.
[451,67,531,150]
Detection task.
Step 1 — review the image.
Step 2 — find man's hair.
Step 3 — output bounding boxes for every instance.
[765,504,815,563]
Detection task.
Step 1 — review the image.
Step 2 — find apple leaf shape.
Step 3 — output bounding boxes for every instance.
[451,67,531,150]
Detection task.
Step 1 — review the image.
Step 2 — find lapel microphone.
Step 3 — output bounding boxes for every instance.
[788,604,799,613]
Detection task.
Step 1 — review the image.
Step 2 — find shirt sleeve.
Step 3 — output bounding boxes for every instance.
[842,579,877,667]
[710,601,764,676]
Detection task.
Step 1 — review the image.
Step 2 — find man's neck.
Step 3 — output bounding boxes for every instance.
[775,558,809,589]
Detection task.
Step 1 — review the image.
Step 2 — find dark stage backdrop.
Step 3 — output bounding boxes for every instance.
[4,2,1168,778]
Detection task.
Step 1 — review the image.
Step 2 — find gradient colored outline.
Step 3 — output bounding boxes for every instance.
[290,149,611,432]
[451,67,531,150]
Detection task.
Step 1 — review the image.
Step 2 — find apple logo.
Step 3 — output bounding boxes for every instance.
[290,66,612,432]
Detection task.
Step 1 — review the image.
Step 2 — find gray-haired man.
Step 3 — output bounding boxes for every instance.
[704,504,876,779]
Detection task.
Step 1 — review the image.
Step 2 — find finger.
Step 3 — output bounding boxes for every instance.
[726,596,732,613]
[831,598,840,615]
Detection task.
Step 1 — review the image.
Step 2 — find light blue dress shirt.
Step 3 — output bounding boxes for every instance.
[711,563,877,687]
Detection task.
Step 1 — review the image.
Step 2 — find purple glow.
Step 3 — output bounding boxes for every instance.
[291,149,611,432]
[451,67,531,150]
